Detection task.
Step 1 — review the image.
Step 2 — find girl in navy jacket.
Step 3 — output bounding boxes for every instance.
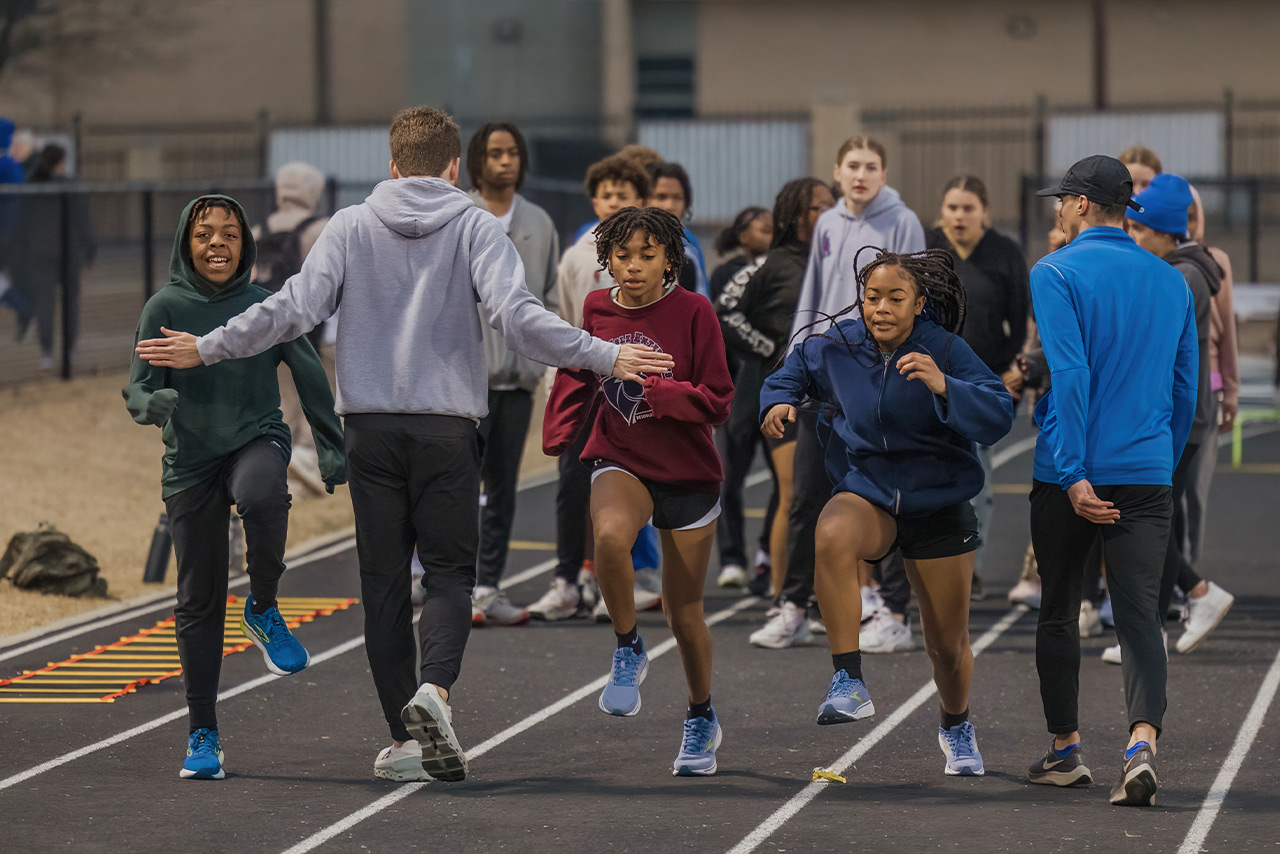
[761,248,1013,777]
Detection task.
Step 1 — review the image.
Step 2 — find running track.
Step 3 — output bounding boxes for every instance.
[2,416,1277,853]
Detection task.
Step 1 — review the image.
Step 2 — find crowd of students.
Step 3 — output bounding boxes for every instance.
[129,108,1238,807]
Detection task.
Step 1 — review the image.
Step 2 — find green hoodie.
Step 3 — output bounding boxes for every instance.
[123,195,345,499]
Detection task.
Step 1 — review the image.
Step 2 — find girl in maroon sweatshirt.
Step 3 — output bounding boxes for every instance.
[543,207,734,776]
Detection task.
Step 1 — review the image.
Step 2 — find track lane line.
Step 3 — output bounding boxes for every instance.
[725,606,1028,854]
[278,596,761,854]
[1177,644,1280,854]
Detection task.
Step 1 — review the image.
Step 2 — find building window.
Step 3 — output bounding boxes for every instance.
[636,56,695,119]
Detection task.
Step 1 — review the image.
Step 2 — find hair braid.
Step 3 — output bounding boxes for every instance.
[771,176,826,249]
[593,206,686,288]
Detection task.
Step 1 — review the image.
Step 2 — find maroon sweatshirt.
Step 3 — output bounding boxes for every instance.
[543,285,734,494]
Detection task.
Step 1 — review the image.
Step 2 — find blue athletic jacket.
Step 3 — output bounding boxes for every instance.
[760,315,1014,517]
[1030,227,1198,490]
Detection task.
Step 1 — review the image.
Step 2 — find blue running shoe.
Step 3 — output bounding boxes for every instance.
[816,669,875,725]
[180,728,225,780]
[598,643,649,716]
[673,712,722,776]
[241,597,311,676]
[939,720,985,776]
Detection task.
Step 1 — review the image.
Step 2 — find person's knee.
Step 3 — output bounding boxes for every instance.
[236,481,290,520]
[594,518,638,556]
[925,634,970,670]
[667,607,707,643]
[814,516,850,564]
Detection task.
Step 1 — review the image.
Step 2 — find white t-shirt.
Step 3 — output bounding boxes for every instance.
[495,206,514,233]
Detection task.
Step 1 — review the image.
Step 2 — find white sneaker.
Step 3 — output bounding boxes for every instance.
[412,578,427,609]
[808,617,827,636]
[861,607,915,653]
[1177,582,1235,654]
[749,600,812,649]
[400,683,467,782]
[373,741,429,782]
[472,585,530,627]
[634,567,663,612]
[1079,601,1103,638]
[592,595,611,623]
[1101,630,1168,665]
[1007,579,1041,609]
[577,565,600,613]
[717,564,747,589]
[860,585,883,619]
[527,577,580,621]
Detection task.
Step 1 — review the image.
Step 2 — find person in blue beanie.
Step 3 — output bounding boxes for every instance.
[1026,155,1198,807]
[761,247,1013,778]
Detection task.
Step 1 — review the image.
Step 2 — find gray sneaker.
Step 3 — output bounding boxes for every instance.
[472,585,530,627]
[1028,742,1093,787]
[400,684,467,782]
[634,567,663,612]
[527,577,580,622]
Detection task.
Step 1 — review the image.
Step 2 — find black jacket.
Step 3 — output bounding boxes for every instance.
[1167,241,1222,441]
[927,227,1028,374]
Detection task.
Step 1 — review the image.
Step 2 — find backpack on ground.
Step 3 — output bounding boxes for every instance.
[0,523,108,598]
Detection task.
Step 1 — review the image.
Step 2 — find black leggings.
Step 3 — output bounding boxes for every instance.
[167,437,291,733]
[345,413,480,743]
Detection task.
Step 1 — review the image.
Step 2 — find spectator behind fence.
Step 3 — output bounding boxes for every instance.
[251,161,332,495]
[13,143,95,370]
[0,118,31,332]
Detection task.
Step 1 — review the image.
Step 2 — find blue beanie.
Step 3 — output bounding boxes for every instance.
[1126,173,1192,237]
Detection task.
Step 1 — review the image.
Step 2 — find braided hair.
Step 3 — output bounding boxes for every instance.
[789,247,967,363]
[715,206,768,255]
[594,206,686,288]
[771,176,827,249]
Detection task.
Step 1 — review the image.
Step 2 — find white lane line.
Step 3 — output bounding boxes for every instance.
[725,606,1028,854]
[279,596,761,854]
[1177,644,1280,854]
[0,635,366,792]
[0,549,562,789]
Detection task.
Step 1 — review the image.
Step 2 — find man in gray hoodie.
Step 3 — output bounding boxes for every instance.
[136,106,672,784]
[750,136,925,657]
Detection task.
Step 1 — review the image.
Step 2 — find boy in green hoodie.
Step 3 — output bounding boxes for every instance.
[124,195,345,781]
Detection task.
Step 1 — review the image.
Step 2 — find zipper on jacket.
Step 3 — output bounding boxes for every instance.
[875,349,901,514]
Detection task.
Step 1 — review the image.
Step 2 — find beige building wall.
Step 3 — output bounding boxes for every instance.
[696,0,1277,113]
[0,0,405,129]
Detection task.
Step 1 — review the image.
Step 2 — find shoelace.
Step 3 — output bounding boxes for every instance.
[262,608,292,643]
[611,649,643,686]
[190,729,219,756]
[828,671,862,699]
[943,724,976,758]
[680,717,714,754]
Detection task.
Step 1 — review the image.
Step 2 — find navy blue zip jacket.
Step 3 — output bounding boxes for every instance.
[760,314,1014,516]
[1030,226,1198,490]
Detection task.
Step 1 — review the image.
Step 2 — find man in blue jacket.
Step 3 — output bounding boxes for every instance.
[1026,155,1198,807]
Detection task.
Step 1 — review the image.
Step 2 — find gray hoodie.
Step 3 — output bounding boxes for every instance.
[787,186,925,350]
[198,178,619,420]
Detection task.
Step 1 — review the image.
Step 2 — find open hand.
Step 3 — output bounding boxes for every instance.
[136,327,203,369]
[898,352,946,396]
[762,404,796,439]
[612,343,675,382]
[1067,479,1120,524]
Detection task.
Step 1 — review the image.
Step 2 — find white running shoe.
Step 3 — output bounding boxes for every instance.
[472,585,530,627]
[1079,601,1103,638]
[1102,630,1169,665]
[1007,579,1042,609]
[373,741,429,782]
[749,600,812,649]
[717,563,747,589]
[577,565,600,613]
[527,577,580,622]
[1177,582,1234,654]
[809,617,827,636]
[634,567,663,612]
[861,607,915,653]
[400,683,467,782]
[592,595,611,623]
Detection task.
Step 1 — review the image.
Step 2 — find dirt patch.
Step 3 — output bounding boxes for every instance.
[0,372,554,640]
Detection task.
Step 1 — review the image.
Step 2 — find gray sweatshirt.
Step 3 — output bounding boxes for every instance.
[787,186,925,350]
[198,178,619,420]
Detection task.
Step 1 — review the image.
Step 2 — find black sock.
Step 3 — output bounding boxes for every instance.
[249,594,274,615]
[615,624,643,654]
[941,707,970,729]
[687,696,714,722]
[832,651,863,680]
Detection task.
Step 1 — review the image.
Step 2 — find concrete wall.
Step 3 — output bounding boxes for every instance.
[695,0,1278,113]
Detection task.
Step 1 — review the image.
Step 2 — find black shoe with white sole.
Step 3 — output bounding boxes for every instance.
[1109,743,1158,806]
[1028,742,1093,787]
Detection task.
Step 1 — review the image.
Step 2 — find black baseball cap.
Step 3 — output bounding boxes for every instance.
[1037,154,1144,212]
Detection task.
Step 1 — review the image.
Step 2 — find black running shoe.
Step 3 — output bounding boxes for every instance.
[1028,742,1093,786]
[746,564,771,597]
[1109,744,1158,806]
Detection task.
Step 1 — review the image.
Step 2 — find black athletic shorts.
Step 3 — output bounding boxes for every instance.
[591,463,722,531]
[881,500,980,561]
